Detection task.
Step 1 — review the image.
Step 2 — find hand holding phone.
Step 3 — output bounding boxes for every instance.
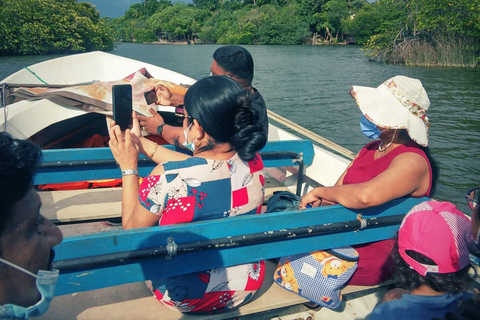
[112,84,133,131]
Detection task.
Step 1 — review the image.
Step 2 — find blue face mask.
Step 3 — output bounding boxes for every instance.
[360,115,382,140]
[182,122,197,152]
[0,257,59,319]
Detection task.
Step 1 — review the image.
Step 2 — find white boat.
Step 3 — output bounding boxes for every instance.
[0,52,435,320]
[1,51,353,189]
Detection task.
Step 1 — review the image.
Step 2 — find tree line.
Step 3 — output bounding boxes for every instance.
[1,0,478,66]
[0,0,113,55]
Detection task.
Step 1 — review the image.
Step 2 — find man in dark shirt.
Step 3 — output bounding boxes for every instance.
[137,46,268,147]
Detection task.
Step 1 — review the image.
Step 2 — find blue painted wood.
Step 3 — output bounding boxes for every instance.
[35,140,314,185]
[53,196,428,295]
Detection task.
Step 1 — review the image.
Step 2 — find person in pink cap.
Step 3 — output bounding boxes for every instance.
[368,201,476,320]
[300,75,438,286]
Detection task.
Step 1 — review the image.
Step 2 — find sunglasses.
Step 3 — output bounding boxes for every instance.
[174,105,192,123]
[465,187,480,211]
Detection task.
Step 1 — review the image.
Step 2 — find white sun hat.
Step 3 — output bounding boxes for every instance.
[350,75,430,147]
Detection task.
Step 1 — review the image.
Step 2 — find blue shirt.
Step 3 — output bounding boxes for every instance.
[368,292,472,320]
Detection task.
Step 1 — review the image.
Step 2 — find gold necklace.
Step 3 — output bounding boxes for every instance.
[378,129,398,152]
[378,141,393,152]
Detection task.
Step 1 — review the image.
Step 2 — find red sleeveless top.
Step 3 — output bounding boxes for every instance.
[343,140,432,196]
[344,140,432,286]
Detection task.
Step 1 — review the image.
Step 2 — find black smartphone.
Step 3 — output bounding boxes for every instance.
[112,84,132,131]
[144,89,157,105]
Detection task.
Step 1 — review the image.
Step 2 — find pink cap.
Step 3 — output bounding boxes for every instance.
[399,201,473,276]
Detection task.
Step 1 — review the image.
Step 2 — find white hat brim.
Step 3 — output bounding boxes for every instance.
[351,84,429,146]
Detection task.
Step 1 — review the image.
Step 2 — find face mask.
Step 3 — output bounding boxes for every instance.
[0,257,59,319]
[360,114,382,140]
[182,122,197,152]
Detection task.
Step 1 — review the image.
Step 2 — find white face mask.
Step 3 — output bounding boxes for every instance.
[0,257,59,319]
[182,122,197,152]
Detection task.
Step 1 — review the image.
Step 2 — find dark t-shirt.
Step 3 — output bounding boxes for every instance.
[251,87,269,138]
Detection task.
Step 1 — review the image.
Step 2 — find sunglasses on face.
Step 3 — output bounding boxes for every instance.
[174,105,192,123]
[465,187,480,211]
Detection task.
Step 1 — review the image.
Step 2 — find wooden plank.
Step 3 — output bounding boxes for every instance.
[53,197,428,295]
[40,188,122,223]
[35,140,314,185]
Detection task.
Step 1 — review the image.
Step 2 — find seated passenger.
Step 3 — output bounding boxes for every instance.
[301,75,438,285]
[108,76,267,313]
[137,45,269,149]
[368,201,475,320]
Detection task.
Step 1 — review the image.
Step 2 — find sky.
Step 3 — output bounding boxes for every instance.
[85,0,141,18]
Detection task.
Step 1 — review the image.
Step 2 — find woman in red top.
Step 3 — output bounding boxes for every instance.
[301,75,438,285]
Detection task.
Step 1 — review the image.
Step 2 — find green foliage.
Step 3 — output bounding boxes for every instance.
[0,0,114,55]
[2,0,477,66]
[148,3,210,40]
[358,0,480,66]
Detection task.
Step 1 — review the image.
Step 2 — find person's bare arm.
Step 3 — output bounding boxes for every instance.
[301,152,430,209]
[140,136,190,164]
[137,108,165,136]
[108,123,159,230]
[161,125,185,148]
[131,112,190,164]
[155,84,184,106]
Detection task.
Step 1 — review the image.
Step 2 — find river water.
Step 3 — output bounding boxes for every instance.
[1,43,479,213]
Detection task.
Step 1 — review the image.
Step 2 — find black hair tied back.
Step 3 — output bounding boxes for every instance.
[232,90,267,162]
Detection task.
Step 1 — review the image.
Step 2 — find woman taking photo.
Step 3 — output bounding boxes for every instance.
[109,76,267,313]
[301,75,438,286]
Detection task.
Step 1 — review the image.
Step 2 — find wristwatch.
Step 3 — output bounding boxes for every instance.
[157,123,166,135]
[122,169,139,176]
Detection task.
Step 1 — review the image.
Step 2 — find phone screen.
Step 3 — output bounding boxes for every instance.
[144,89,157,105]
[112,84,132,131]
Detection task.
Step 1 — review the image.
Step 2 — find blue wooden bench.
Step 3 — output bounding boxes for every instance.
[33,140,427,307]
[50,196,427,296]
[35,140,314,193]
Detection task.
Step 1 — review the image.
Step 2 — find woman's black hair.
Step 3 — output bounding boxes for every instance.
[0,132,42,235]
[183,76,266,162]
[398,129,439,197]
[391,239,471,294]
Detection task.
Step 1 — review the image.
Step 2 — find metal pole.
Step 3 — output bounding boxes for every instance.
[52,214,403,271]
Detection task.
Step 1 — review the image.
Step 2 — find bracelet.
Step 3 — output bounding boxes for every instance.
[151,144,160,158]
[122,169,139,176]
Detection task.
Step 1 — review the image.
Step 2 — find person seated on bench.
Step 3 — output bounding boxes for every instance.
[0,133,63,319]
[301,76,438,286]
[137,45,269,152]
[368,201,476,320]
[108,76,267,314]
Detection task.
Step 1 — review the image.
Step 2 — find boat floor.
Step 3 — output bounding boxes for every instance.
[33,263,480,320]
[33,259,392,320]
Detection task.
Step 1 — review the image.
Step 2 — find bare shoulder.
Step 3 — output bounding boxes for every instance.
[391,151,429,171]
